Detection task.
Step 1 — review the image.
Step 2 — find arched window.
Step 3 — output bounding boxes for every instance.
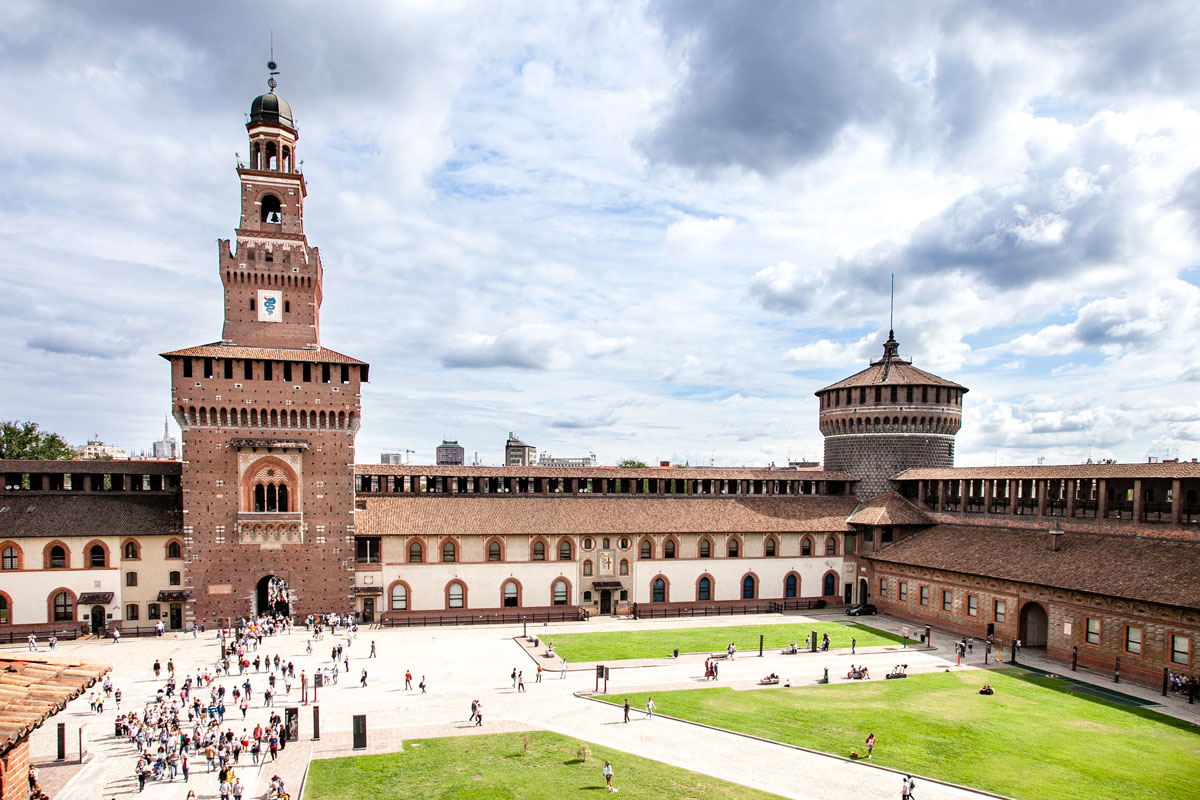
[727,538,739,558]
[169,571,181,586]
[532,540,546,561]
[278,485,288,512]
[764,537,777,557]
[699,538,711,558]
[261,193,282,223]
[558,539,573,561]
[447,581,465,609]
[664,540,676,559]
[583,560,593,576]
[166,541,182,559]
[88,545,106,568]
[487,541,502,562]
[390,583,408,611]
[823,573,836,596]
[619,559,629,575]
[0,595,8,625]
[652,578,666,603]
[582,537,594,550]
[801,537,812,556]
[408,541,423,563]
[825,537,838,556]
[255,484,265,512]
[742,574,756,599]
[552,580,568,606]
[785,574,798,598]
[441,541,457,563]
[640,539,653,559]
[52,591,73,622]
[2,546,18,570]
[698,576,712,601]
[502,581,519,608]
[49,545,67,569]
[122,541,139,560]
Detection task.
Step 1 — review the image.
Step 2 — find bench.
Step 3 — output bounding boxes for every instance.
[709,652,730,660]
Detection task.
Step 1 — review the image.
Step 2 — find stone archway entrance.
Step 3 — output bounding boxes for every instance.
[858,578,869,604]
[1019,601,1048,647]
[256,575,291,618]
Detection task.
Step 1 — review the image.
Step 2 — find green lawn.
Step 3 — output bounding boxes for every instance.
[548,621,900,662]
[602,669,1200,800]
[304,730,782,799]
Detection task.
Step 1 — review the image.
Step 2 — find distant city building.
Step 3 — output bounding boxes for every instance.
[152,417,179,460]
[538,451,598,467]
[436,440,465,466]
[788,459,820,469]
[76,435,128,461]
[505,432,536,466]
[380,453,405,465]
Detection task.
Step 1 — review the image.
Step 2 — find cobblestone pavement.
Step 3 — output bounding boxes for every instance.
[14,611,1184,800]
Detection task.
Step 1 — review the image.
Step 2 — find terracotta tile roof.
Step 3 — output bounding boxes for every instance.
[864,524,1200,610]
[847,492,933,527]
[922,510,1200,542]
[159,343,365,365]
[0,459,181,475]
[354,464,853,481]
[0,494,181,539]
[0,656,110,755]
[895,462,1200,480]
[818,359,966,392]
[357,495,859,536]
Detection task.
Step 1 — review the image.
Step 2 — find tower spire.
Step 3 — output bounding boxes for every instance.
[889,272,894,339]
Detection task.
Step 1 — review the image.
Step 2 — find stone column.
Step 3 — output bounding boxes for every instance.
[936,480,946,511]
[1172,478,1182,524]
[1098,479,1108,519]
[1066,479,1076,518]
[1036,480,1047,517]
[1132,479,1143,522]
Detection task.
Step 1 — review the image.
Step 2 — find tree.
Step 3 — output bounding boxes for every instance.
[617,458,647,468]
[0,420,74,461]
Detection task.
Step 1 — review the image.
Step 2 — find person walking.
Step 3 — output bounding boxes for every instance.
[419,675,426,694]
[851,637,857,655]
[536,664,543,683]
[360,669,368,688]
[603,760,616,793]
[474,701,483,726]
[369,641,376,658]
[901,774,916,800]
[405,670,412,690]
[153,660,162,679]
[517,671,525,692]
[560,659,568,679]
[865,732,875,759]
[623,699,630,723]
[470,699,478,723]
[511,668,518,688]
[645,696,655,718]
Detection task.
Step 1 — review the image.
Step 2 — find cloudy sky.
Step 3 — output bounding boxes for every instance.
[2,1,1199,467]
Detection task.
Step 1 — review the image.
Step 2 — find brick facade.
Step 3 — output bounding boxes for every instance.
[0,739,29,800]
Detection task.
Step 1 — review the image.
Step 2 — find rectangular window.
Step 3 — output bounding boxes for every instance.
[994,599,1006,623]
[879,578,887,598]
[1171,635,1190,665]
[147,603,160,620]
[341,364,350,383]
[125,604,139,621]
[898,581,907,601]
[1086,617,1101,645]
[919,586,929,606]
[250,298,256,311]
[967,595,977,617]
[942,590,952,611]
[182,358,192,378]
[303,363,312,382]
[263,361,273,381]
[322,364,331,383]
[125,571,137,587]
[356,537,381,564]
[169,571,181,586]
[244,360,253,380]
[284,300,290,313]
[203,358,213,378]
[283,362,293,382]
[223,359,233,379]
[1125,626,1142,655]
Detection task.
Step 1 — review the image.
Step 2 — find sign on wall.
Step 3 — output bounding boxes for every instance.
[258,290,283,322]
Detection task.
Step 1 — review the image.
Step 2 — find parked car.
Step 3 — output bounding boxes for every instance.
[845,603,878,616]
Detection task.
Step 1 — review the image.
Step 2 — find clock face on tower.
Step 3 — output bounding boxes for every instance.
[257,290,283,322]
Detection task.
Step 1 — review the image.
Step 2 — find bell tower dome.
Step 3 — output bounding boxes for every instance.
[816,331,968,497]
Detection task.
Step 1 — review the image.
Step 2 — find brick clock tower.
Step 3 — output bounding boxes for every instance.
[162,65,368,625]
[816,331,967,498]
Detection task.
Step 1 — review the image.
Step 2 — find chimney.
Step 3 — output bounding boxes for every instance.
[1049,524,1064,552]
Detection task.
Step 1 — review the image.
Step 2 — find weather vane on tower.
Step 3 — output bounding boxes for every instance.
[267,32,279,92]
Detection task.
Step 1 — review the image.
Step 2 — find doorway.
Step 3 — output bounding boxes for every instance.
[169,604,183,630]
[600,589,612,614]
[858,578,869,604]
[1019,601,1048,647]
[90,605,106,635]
[361,597,375,624]
[255,575,291,618]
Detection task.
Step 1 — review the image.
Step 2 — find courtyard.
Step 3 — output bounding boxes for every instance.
[10,612,1198,800]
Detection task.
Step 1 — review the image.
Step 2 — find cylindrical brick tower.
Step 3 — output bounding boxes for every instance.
[817,331,967,498]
